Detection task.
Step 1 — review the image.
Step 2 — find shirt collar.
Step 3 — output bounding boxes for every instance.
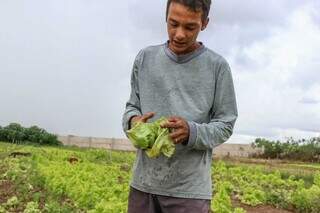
[163,40,206,64]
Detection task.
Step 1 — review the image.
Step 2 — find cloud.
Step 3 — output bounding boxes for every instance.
[126,1,167,52]
[226,134,257,144]
[212,0,302,26]
[0,1,319,142]
[299,97,320,105]
[200,0,305,56]
[228,4,320,139]
[0,0,135,137]
[270,128,320,141]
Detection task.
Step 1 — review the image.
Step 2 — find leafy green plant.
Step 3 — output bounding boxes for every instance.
[23,201,41,213]
[0,205,6,213]
[5,196,19,209]
[1,141,320,212]
[127,117,175,158]
[212,183,233,213]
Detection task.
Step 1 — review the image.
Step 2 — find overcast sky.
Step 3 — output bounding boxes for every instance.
[0,0,319,143]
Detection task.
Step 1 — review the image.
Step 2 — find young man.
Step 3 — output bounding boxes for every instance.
[122,0,238,212]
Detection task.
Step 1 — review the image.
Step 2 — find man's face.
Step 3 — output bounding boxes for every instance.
[167,2,208,55]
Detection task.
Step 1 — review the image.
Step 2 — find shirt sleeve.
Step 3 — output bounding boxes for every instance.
[122,50,144,134]
[186,61,238,150]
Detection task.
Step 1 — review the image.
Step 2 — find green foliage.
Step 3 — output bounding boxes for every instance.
[127,117,175,158]
[0,147,79,212]
[252,137,320,162]
[5,196,19,208]
[1,142,320,212]
[0,123,25,144]
[43,200,78,213]
[0,123,61,145]
[314,172,320,187]
[127,122,156,149]
[212,182,233,213]
[240,186,265,206]
[23,201,41,213]
[0,205,5,213]
[18,145,134,212]
[233,208,246,213]
[211,160,320,211]
[291,185,320,213]
[212,181,246,213]
[0,125,3,141]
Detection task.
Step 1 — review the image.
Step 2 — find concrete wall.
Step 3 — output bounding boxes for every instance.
[58,135,262,157]
[213,143,263,157]
[58,135,136,151]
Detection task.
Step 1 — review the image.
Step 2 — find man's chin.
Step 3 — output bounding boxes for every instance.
[170,45,189,55]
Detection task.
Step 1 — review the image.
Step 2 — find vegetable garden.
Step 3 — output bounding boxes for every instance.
[1,142,320,213]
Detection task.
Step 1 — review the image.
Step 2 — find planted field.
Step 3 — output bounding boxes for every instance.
[0,142,320,213]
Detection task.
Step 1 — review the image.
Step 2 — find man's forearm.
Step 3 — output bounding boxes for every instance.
[186,118,236,150]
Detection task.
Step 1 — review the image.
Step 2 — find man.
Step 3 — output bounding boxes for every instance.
[122,0,238,212]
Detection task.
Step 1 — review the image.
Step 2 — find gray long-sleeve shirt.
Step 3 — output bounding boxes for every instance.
[122,42,238,199]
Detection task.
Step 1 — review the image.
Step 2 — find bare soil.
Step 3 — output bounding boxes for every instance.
[232,197,294,213]
[0,180,15,204]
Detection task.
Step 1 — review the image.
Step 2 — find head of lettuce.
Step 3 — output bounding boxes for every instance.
[126,117,175,158]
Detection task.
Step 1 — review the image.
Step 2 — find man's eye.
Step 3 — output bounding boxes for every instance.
[170,23,178,27]
[186,27,195,31]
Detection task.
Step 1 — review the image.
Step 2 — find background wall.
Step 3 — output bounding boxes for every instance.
[58,135,263,157]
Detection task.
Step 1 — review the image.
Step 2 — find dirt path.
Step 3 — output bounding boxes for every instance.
[232,198,294,213]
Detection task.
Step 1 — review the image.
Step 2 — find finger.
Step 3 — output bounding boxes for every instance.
[130,116,140,126]
[161,121,180,129]
[169,130,184,140]
[166,117,187,128]
[167,116,180,122]
[141,112,155,122]
[173,135,188,144]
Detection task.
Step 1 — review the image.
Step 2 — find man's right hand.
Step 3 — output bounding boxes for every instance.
[130,112,155,129]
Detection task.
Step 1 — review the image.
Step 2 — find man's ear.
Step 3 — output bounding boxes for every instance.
[201,18,209,31]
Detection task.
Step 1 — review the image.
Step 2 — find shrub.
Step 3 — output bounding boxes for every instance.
[0,123,61,146]
[252,137,320,162]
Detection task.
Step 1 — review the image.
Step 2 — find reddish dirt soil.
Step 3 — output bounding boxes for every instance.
[232,198,294,213]
[0,180,15,203]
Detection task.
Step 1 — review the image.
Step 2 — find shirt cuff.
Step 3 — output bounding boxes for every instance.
[183,121,197,147]
[124,112,141,132]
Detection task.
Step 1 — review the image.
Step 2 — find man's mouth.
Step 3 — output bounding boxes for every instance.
[173,40,186,47]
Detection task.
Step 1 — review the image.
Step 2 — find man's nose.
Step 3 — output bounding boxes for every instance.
[175,27,186,41]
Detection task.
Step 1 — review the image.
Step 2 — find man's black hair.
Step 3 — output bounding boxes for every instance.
[166,0,211,22]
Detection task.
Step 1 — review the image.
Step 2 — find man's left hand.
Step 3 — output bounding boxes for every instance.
[161,116,189,144]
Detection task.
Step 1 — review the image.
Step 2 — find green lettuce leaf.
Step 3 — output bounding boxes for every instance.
[126,122,156,149]
[126,117,175,158]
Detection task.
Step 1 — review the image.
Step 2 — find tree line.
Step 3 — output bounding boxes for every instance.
[252,137,320,162]
[0,123,61,146]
